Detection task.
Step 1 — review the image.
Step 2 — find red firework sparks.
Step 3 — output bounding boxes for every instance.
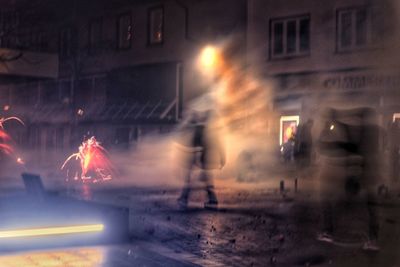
[0,116,25,163]
[61,136,114,183]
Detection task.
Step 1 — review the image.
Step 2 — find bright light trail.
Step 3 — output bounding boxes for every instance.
[0,224,104,238]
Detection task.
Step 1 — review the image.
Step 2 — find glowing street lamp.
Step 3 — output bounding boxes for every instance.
[199,45,219,70]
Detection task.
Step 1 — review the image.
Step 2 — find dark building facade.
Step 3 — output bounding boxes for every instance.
[247,0,400,146]
[0,0,246,163]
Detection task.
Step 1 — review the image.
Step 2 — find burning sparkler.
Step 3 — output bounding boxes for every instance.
[61,136,114,183]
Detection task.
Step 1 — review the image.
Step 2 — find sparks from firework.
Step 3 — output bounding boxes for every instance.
[61,136,114,183]
[0,116,25,164]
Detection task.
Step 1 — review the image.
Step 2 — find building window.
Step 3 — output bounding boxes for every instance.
[36,32,48,51]
[41,81,58,104]
[117,13,132,49]
[270,15,310,59]
[0,10,19,32]
[46,128,55,150]
[148,6,164,45]
[59,27,74,58]
[89,18,103,54]
[55,127,64,150]
[337,7,380,51]
[0,11,19,49]
[75,78,92,106]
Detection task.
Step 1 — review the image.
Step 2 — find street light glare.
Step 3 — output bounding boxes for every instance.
[200,46,218,69]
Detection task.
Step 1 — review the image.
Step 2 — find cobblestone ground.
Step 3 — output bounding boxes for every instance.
[2,179,400,267]
[88,185,400,267]
[0,244,199,267]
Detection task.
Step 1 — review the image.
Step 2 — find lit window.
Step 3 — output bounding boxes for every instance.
[280,115,300,145]
[337,6,381,51]
[148,6,164,45]
[117,13,132,49]
[270,15,310,59]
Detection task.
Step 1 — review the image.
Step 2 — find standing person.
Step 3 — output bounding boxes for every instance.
[295,119,314,179]
[388,120,400,182]
[317,108,349,243]
[317,108,380,251]
[177,110,225,209]
[295,119,314,168]
[358,108,380,251]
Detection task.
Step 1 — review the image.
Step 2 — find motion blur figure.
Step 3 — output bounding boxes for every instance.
[295,119,313,167]
[388,120,400,182]
[295,119,314,179]
[317,107,380,251]
[177,110,225,209]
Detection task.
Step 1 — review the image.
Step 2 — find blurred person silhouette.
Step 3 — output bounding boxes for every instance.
[177,109,225,209]
[281,132,296,163]
[388,119,400,182]
[317,107,380,251]
[295,119,314,179]
[237,150,257,182]
[295,119,314,167]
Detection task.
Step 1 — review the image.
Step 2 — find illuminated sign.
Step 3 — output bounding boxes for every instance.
[393,113,400,122]
[279,115,299,145]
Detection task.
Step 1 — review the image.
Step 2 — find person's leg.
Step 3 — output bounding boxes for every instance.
[317,195,335,243]
[361,191,380,251]
[201,170,218,207]
[322,200,334,235]
[367,192,379,240]
[178,154,196,207]
[178,167,191,202]
[391,149,399,182]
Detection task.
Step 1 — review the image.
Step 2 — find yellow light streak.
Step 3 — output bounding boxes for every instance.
[0,224,104,238]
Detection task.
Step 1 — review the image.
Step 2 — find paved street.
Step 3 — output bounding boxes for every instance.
[79,180,400,267]
[2,176,400,267]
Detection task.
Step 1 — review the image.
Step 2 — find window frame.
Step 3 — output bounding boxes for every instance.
[116,12,132,50]
[59,26,74,58]
[147,5,164,46]
[88,17,103,54]
[336,6,379,53]
[269,14,311,60]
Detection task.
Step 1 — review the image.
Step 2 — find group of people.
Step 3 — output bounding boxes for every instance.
[175,106,384,251]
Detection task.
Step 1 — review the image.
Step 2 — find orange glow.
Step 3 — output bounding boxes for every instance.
[285,127,294,139]
[84,151,92,171]
[0,247,104,267]
[62,136,114,183]
[279,116,299,145]
[199,46,219,69]
[0,224,104,238]
[16,157,25,164]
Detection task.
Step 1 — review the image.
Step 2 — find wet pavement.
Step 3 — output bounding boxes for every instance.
[0,244,198,267]
[2,179,400,266]
[85,184,400,267]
